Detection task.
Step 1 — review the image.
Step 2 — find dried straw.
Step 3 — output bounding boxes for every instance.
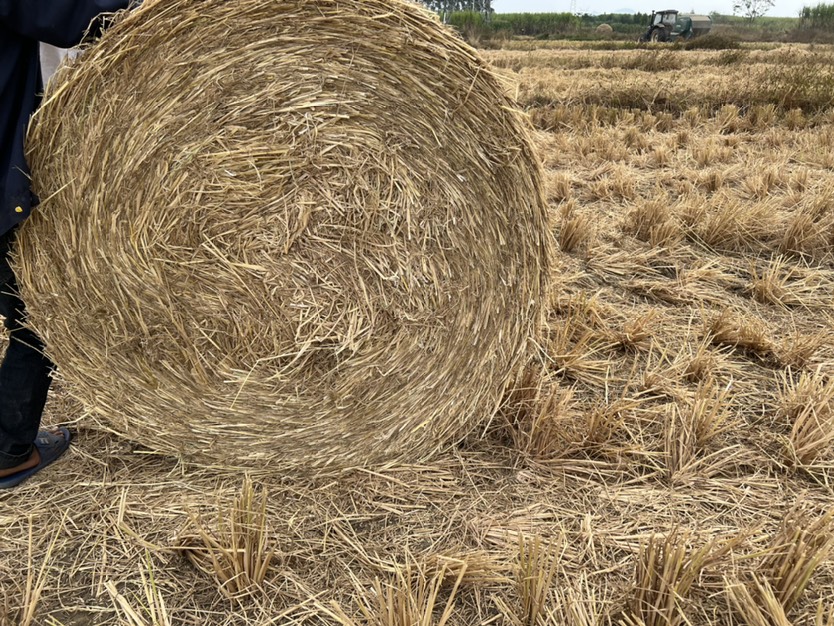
[15,0,550,470]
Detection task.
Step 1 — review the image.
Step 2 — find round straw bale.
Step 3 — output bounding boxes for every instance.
[17,0,551,470]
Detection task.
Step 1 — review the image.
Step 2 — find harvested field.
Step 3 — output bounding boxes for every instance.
[2,38,834,626]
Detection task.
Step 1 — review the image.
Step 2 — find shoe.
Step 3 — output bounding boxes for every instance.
[0,427,72,489]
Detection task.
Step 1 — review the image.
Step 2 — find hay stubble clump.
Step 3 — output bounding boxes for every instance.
[17,0,550,470]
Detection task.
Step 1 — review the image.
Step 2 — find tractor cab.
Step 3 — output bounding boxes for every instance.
[652,9,678,28]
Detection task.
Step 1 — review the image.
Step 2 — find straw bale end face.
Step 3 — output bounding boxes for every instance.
[16,0,551,471]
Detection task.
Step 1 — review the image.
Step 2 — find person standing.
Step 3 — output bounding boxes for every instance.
[0,1,132,488]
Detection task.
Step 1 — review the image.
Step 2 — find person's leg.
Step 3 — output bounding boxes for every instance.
[0,232,55,472]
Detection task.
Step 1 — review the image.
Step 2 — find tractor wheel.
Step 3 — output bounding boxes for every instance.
[649,28,663,42]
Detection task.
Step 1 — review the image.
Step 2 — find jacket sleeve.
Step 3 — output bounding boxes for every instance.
[0,0,132,47]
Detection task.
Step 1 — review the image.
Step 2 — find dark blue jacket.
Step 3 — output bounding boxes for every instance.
[1,0,130,236]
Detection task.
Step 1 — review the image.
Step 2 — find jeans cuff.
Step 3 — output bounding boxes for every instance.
[0,445,34,470]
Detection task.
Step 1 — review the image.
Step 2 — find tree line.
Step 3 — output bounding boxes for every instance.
[422,0,834,31]
[800,2,834,28]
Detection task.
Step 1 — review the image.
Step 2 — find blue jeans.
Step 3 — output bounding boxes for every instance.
[0,229,54,469]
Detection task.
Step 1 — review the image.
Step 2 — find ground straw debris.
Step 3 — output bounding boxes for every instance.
[179,477,275,600]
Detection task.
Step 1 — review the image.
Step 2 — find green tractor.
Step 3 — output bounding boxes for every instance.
[639,10,712,43]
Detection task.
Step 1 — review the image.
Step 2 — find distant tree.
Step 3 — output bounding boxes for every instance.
[733,0,775,20]
[421,0,492,22]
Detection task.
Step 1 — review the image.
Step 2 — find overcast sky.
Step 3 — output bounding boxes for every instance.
[493,0,805,18]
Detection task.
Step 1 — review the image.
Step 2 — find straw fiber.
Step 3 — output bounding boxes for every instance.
[17,0,550,470]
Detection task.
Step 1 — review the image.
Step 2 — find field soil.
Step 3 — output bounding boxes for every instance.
[2,42,834,626]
